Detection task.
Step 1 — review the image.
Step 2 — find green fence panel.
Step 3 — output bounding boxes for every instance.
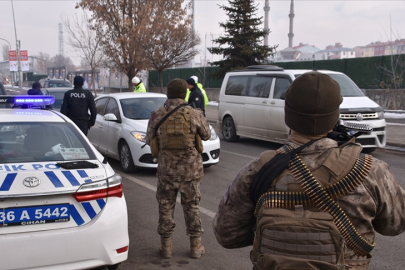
[148,55,405,90]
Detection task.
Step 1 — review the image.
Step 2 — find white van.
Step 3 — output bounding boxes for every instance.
[218,66,386,153]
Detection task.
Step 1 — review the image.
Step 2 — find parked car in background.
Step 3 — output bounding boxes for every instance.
[0,95,129,270]
[38,78,73,111]
[88,92,220,172]
[218,66,386,153]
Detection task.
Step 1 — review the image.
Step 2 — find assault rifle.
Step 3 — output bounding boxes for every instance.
[327,120,373,145]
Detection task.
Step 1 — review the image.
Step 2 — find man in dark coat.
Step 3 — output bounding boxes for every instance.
[61,76,96,136]
[186,78,205,116]
[27,82,43,95]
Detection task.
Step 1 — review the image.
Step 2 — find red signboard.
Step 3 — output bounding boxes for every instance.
[8,50,17,61]
[20,50,28,61]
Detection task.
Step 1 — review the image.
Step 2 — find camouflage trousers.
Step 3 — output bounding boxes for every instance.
[156,177,203,238]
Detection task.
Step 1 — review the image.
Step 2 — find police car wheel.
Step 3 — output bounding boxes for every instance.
[107,263,120,270]
[222,116,239,142]
[119,141,137,173]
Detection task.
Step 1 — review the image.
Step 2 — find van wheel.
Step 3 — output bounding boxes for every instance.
[362,147,376,154]
[119,141,137,172]
[222,117,239,142]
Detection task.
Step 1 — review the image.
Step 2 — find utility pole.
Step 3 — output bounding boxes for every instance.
[263,0,270,46]
[11,0,22,89]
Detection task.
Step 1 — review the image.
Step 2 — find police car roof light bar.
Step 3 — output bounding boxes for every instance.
[0,95,55,107]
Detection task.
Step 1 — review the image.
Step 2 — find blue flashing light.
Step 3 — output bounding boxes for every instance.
[0,95,55,107]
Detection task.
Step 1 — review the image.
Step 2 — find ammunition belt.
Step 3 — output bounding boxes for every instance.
[290,154,375,256]
[254,149,374,256]
[254,154,373,216]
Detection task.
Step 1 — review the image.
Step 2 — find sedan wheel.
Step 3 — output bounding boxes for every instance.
[119,142,136,173]
[222,116,239,142]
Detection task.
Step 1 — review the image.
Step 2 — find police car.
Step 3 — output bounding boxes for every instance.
[0,96,128,270]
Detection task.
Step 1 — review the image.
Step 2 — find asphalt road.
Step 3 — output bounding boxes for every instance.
[96,137,405,270]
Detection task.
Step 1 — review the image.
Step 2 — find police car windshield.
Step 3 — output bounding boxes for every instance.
[48,80,72,88]
[120,97,166,120]
[0,122,96,163]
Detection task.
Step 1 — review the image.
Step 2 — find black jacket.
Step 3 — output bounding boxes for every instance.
[27,88,43,95]
[187,86,205,116]
[61,86,96,126]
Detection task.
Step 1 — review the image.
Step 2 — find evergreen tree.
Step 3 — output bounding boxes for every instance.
[208,0,277,78]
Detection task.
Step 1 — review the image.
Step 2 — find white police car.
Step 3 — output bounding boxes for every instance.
[0,96,128,270]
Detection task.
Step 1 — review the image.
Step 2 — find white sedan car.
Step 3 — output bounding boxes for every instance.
[88,92,220,172]
[0,95,128,270]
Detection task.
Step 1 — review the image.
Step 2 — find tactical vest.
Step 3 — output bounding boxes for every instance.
[156,105,195,150]
[251,142,374,270]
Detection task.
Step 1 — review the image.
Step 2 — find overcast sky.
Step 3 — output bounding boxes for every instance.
[1,0,404,66]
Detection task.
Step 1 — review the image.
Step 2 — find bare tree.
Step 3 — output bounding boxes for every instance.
[142,1,200,92]
[78,0,150,91]
[2,45,9,61]
[379,41,405,90]
[33,52,52,74]
[78,0,198,91]
[63,12,105,95]
[51,54,75,72]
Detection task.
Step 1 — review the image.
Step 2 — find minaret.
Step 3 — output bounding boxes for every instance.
[263,0,270,46]
[288,0,295,48]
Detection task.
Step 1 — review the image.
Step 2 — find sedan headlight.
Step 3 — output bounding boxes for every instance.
[130,131,146,142]
[209,125,218,141]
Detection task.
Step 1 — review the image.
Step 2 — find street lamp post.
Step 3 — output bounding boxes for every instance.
[11,0,23,89]
[0,37,13,88]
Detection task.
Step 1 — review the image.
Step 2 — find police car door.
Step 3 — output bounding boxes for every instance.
[267,75,292,142]
[99,98,121,158]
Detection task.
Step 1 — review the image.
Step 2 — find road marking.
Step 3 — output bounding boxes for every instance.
[120,172,216,218]
[221,150,256,160]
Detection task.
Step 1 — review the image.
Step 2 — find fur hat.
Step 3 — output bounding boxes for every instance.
[167,78,188,99]
[74,76,85,86]
[284,71,343,135]
[186,78,196,87]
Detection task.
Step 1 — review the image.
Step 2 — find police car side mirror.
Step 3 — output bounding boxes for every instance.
[103,113,118,122]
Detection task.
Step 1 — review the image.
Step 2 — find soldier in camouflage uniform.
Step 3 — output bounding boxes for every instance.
[213,72,405,269]
[146,78,211,259]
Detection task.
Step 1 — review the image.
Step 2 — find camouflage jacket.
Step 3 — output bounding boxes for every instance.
[146,98,211,181]
[213,135,405,260]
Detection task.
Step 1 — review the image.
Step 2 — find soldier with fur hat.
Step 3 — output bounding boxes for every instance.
[61,76,96,135]
[213,71,405,269]
[146,78,211,259]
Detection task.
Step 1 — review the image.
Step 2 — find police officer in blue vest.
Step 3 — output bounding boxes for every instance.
[61,76,96,135]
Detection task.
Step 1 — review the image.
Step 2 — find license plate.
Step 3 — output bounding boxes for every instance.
[0,204,70,227]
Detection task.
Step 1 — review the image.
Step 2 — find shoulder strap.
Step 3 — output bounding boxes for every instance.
[290,154,375,256]
[155,103,188,132]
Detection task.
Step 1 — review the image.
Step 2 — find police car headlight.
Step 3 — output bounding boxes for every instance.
[209,125,218,141]
[378,111,384,119]
[131,131,146,142]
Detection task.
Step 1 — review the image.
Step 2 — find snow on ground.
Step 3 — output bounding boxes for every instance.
[385,112,405,119]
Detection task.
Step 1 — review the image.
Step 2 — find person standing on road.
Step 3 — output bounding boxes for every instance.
[186,77,205,116]
[185,75,209,108]
[27,82,43,95]
[146,78,211,259]
[213,71,405,269]
[132,76,146,92]
[61,76,96,136]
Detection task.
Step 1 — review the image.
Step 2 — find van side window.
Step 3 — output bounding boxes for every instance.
[225,76,249,96]
[274,78,291,99]
[247,76,273,98]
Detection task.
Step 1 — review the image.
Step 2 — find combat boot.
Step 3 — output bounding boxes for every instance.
[159,237,172,259]
[190,237,205,259]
